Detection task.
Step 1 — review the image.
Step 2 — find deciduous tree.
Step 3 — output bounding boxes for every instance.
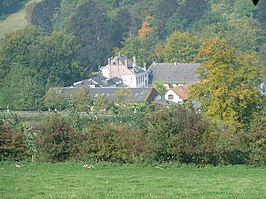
[161,32,201,63]
[189,37,264,126]
[66,0,114,71]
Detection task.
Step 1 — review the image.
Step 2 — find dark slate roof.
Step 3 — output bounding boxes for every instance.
[148,63,200,84]
[91,76,113,87]
[73,79,96,87]
[108,77,124,85]
[73,76,126,88]
[129,67,146,74]
[50,87,159,103]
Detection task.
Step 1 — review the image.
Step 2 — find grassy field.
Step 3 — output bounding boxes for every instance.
[0,163,265,199]
[0,111,95,128]
[0,111,51,127]
[0,0,42,39]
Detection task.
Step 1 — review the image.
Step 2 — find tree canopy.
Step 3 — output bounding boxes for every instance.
[189,37,265,126]
[0,27,83,110]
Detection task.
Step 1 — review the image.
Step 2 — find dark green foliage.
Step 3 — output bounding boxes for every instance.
[33,31,83,87]
[0,27,83,88]
[30,0,61,34]
[0,27,43,65]
[257,0,266,31]
[44,89,69,111]
[84,123,145,163]
[179,0,208,25]
[66,0,114,71]
[0,0,23,16]
[249,106,266,165]
[0,65,44,111]
[35,114,79,162]
[0,27,83,110]
[0,117,30,161]
[213,123,250,165]
[0,104,266,165]
[112,8,134,48]
[145,105,213,164]
[151,0,180,39]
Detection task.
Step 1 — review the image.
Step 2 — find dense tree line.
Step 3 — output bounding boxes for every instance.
[23,0,265,68]
[0,27,84,110]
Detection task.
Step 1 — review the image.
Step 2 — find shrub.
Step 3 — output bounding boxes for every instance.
[0,119,30,161]
[213,122,250,165]
[35,114,80,162]
[249,108,266,165]
[145,105,214,164]
[83,122,145,163]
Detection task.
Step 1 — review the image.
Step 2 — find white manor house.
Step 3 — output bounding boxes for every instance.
[73,53,149,88]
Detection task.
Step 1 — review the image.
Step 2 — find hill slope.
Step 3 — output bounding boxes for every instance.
[0,0,41,39]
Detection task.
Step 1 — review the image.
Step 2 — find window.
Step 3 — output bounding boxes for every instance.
[122,69,125,74]
[168,94,174,100]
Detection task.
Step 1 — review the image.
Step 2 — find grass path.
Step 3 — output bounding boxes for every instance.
[0,0,42,39]
[0,163,265,199]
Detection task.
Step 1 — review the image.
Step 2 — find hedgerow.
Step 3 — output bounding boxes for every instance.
[0,106,265,166]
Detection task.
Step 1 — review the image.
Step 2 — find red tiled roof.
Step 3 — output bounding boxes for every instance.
[171,85,191,100]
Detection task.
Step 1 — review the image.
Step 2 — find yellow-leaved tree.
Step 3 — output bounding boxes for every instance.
[189,36,265,126]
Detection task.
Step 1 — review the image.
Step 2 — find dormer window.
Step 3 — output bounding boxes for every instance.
[122,69,125,74]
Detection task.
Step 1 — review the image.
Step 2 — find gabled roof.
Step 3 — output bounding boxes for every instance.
[50,87,160,103]
[101,53,134,70]
[148,63,200,84]
[171,85,190,100]
[100,53,147,76]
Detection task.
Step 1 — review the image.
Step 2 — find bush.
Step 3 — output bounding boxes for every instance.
[249,108,266,165]
[35,114,80,162]
[144,105,214,165]
[213,122,250,165]
[0,119,30,161]
[83,122,145,163]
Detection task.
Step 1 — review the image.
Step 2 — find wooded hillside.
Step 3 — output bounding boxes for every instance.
[0,0,265,114]
[0,0,265,166]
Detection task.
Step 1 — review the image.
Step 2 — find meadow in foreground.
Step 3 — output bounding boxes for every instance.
[0,163,265,199]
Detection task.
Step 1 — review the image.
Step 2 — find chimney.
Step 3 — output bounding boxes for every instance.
[133,56,136,67]
[125,59,128,68]
[108,58,111,66]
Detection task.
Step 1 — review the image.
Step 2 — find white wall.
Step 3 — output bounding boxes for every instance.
[164,89,184,103]
[122,72,149,88]
[101,68,110,79]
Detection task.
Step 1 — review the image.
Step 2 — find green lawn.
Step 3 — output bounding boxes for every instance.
[0,163,265,199]
[0,0,42,39]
